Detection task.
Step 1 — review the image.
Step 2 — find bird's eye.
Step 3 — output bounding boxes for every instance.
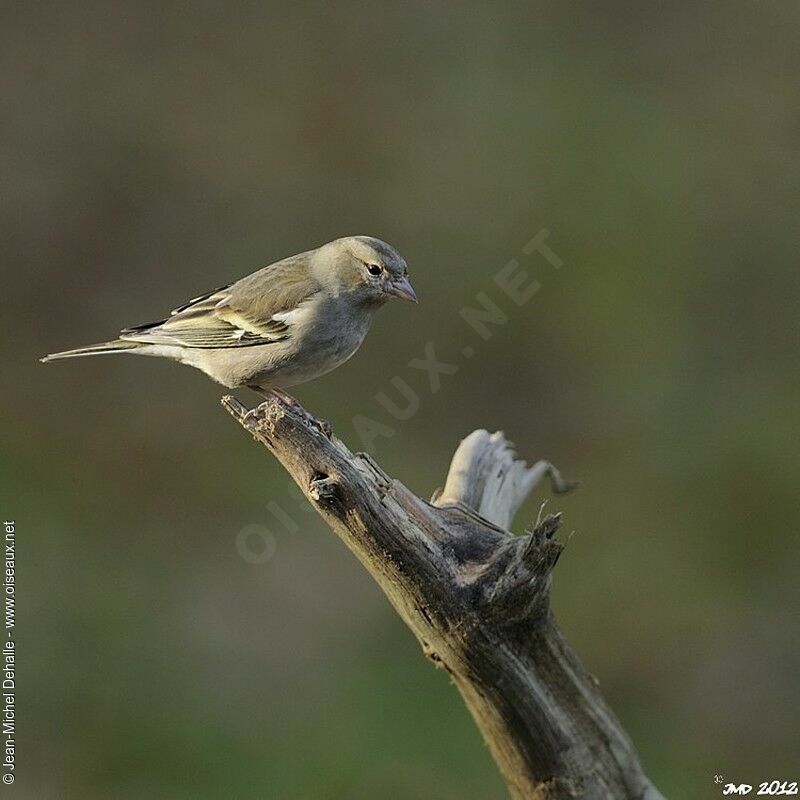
[366,263,382,276]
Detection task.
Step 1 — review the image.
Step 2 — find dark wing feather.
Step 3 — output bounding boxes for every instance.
[120,252,319,349]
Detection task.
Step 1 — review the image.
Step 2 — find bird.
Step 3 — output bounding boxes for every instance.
[42,236,417,404]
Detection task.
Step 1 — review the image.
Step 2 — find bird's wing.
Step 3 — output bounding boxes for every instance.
[120,253,320,349]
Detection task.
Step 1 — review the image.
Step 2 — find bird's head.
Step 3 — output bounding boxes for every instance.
[315,236,418,307]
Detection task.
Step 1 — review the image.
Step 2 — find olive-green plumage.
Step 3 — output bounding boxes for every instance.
[42,236,417,391]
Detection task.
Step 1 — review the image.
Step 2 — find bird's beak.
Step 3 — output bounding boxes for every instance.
[386,275,418,303]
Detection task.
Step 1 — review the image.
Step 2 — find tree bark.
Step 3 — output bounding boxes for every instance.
[223,394,664,800]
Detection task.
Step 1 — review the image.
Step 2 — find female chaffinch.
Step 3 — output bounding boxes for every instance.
[42,236,417,396]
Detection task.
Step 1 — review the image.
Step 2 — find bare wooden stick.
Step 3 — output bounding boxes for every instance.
[223,394,663,800]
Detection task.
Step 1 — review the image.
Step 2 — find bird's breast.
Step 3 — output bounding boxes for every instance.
[248,298,372,388]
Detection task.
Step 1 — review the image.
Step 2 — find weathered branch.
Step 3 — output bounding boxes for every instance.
[223,394,663,800]
[431,429,580,529]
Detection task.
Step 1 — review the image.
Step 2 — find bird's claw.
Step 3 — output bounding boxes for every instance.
[247,386,332,438]
[316,418,332,439]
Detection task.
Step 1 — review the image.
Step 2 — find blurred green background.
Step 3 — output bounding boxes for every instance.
[3,2,799,797]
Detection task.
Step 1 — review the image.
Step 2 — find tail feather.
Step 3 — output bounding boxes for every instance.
[40,340,140,362]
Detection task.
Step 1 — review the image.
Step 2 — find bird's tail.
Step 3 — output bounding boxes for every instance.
[40,339,141,362]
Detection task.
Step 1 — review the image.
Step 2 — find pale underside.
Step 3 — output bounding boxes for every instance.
[119,273,372,389]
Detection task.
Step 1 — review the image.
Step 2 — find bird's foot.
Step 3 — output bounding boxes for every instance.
[249,386,332,439]
[314,417,333,439]
[266,387,297,405]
